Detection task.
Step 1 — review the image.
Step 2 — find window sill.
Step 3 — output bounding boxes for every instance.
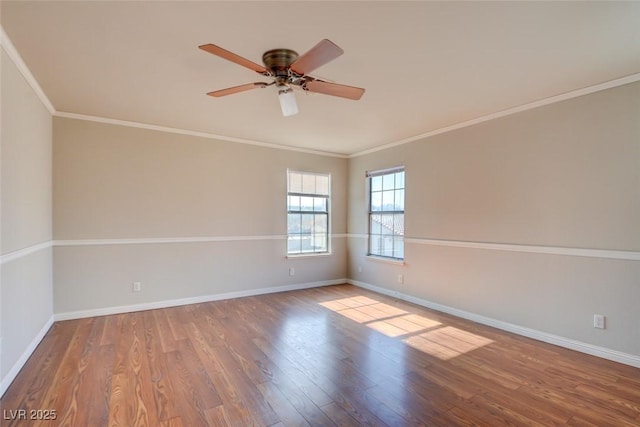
[366,255,405,265]
[287,252,332,259]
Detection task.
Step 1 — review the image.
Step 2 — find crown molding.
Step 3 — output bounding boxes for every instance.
[350,72,640,158]
[54,111,348,159]
[0,25,55,114]
[4,24,639,158]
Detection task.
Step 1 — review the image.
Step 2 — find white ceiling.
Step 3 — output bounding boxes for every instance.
[2,1,639,156]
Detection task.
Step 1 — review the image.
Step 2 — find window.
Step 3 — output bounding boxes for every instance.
[368,167,405,259]
[287,170,330,255]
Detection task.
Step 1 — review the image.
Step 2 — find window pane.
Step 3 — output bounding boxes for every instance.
[300,196,314,211]
[395,171,405,189]
[383,173,395,190]
[300,234,313,252]
[394,189,405,211]
[394,213,404,236]
[288,236,301,253]
[381,236,394,257]
[315,214,328,234]
[370,234,381,255]
[301,214,314,233]
[312,234,328,252]
[287,213,301,233]
[379,214,393,235]
[370,214,382,234]
[371,192,382,211]
[288,195,301,211]
[371,175,383,192]
[382,190,394,210]
[316,175,329,196]
[393,237,404,259]
[314,197,327,212]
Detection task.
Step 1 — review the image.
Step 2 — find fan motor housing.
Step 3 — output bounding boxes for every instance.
[262,49,299,74]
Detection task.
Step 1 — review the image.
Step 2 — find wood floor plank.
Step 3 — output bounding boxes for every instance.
[320,401,361,427]
[183,322,273,426]
[164,349,211,427]
[38,319,94,422]
[107,313,159,427]
[256,381,311,427]
[152,310,179,353]
[159,417,185,427]
[2,284,639,426]
[174,338,222,409]
[251,336,335,411]
[59,316,112,427]
[141,310,179,422]
[365,383,440,426]
[203,405,232,427]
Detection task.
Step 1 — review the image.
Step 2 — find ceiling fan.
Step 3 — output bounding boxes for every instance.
[199,39,365,117]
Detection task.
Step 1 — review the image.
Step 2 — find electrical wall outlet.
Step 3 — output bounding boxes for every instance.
[132,282,141,292]
[593,314,606,329]
[397,274,404,284]
[358,265,362,273]
[289,267,295,277]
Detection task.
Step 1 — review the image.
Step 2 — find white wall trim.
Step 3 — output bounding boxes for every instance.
[0,26,55,114]
[350,72,640,158]
[404,237,640,261]
[0,235,350,261]
[54,278,346,321]
[54,235,286,247]
[348,233,369,239]
[348,234,640,261]
[0,315,54,398]
[348,279,640,369]
[54,111,348,159]
[0,241,53,265]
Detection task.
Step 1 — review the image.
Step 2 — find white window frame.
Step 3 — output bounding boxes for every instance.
[287,170,331,256]
[367,166,405,260]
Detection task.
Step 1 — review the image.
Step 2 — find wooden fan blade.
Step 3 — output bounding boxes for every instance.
[290,39,344,75]
[199,44,268,74]
[304,80,365,100]
[207,82,268,97]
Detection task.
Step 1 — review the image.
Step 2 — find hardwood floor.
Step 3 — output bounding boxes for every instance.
[2,284,640,426]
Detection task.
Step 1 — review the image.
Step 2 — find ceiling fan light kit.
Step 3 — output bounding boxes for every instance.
[199,39,365,117]
[278,86,298,117]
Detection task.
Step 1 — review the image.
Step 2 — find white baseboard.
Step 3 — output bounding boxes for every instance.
[0,315,55,398]
[54,279,346,321]
[348,279,640,369]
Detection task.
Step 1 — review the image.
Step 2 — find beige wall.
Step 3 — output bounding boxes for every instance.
[53,117,348,314]
[0,48,53,385]
[348,81,640,356]
[2,33,639,390]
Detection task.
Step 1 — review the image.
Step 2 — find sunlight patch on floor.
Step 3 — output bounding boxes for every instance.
[320,296,493,360]
[403,326,494,360]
